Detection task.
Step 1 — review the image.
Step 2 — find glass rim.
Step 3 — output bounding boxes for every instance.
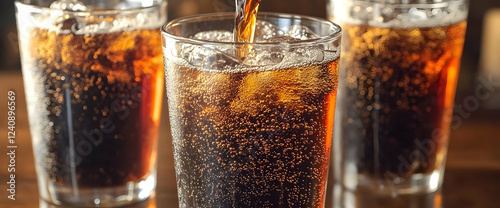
[15,0,167,16]
[161,12,342,47]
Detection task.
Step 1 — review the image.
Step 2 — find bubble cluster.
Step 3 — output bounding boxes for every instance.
[22,27,164,187]
[167,56,340,207]
[338,21,467,177]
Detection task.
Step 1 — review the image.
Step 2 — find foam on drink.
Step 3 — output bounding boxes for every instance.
[329,0,468,28]
[171,28,339,73]
[16,0,164,35]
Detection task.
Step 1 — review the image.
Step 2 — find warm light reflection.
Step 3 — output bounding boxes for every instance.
[434,192,443,208]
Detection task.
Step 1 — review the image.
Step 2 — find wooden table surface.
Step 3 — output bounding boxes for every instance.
[0,71,499,208]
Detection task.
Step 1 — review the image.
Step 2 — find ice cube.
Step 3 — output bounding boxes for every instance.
[378,7,398,23]
[242,36,301,66]
[262,36,302,43]
[287,46,325,64]
[267,36,325,65]
[285,25,320,40]
[191,30,234,56]
[244,35,325,67]
[180,44,241,70]
[54,16,82,31]
[193,72,239,107]
[202,52,241,71]
[242,47,285,66]
[193,30,233,42]
[231,71,275,115]
[254,20,283,42]
[180,45,211,67]
[50,0,87,11]
[231,61,332,115]
[404,7,428,21]
[48,1,87,32]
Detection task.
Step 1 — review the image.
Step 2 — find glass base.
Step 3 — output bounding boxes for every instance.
[331,170,444,208]
[354,169,443,196]
[333,185,443,208]
[40,175,156,207]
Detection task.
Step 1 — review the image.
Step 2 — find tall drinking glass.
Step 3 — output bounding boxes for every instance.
[162,13,342,208]
[15,0,167,206]
[327,0,469,201]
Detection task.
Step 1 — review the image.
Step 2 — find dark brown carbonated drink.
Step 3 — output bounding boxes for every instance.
[339,21,467,178]
[24,28,164,187]
[164,2,341,207]
[167,58,339,208]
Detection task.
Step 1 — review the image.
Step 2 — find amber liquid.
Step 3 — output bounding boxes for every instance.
[339,22,467,177]
[234,0,262,43]
[25,28,164,187]
[233,0,262,59]
[167,59,339,207]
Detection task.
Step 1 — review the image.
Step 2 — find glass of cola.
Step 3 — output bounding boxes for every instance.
[326,0,469,205]
[15,0,167,206]
[162,13,342,208]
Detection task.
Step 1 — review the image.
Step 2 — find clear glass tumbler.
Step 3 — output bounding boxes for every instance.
[326,0,469,203]
[15,0,167,206]
[162,13,342,208]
